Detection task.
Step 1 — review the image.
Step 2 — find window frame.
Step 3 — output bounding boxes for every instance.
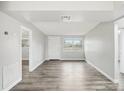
[63,37,82,52]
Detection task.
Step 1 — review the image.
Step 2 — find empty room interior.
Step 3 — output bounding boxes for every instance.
[1,1,124,91]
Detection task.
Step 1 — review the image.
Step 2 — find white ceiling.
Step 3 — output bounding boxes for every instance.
[0,1,114,11]
[34,21,100,35]
[0,1,124,35]
[20,11,113,22]
[17,11,113,35]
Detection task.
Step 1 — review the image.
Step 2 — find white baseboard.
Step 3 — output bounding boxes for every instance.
[86,59,116,83]
[29,59,45,72]
[61,58,85,60]
[2,78,22,91]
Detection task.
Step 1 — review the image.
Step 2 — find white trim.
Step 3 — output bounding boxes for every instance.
[61,58,85,60]
[29,60,45,72]
[113,23,120,83]
[86,59,117,83]
[2,78,22,91]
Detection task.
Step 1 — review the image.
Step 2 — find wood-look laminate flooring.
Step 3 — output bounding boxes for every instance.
[11,60,120,91]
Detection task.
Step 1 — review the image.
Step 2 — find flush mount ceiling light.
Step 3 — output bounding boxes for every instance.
[61,15,71,22]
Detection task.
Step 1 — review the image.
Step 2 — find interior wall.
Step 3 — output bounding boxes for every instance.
[0,11,22,90]
[0,11,47,90]
[30,29,46,71]
[84,22,115,81]
[0,10,47,72]
[47,36,61,59]
[46,35,85,60]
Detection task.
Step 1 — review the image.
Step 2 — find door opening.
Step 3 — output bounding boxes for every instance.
[114,18,124,90]
[21,26,32,79]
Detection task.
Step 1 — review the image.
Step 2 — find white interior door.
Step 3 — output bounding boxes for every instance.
[120,30,124,73]
[48,36,61,59]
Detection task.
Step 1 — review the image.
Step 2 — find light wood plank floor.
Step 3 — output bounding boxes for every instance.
[11,60,121,91]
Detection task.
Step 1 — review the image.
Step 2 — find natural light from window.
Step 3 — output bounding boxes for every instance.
[63,38,82,52]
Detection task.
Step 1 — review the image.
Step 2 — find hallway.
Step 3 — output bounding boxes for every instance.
[11,60,118,91]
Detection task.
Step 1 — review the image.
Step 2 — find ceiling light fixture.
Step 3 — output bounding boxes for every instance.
[61,15,71,22]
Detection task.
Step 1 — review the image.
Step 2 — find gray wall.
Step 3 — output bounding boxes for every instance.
[30,29,46,71]
[0,11,21,90]
[46,35,85,60]
[2,10,47,72]
[84,22,115,80]
[0,11,47,90]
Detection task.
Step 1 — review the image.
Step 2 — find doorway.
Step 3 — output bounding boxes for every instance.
[48,36,61,60]
[114,18,124,90]
[118,28,124,90]
[21,26,32,78]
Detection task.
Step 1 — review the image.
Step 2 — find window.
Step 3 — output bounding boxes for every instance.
[63,38,82,51]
